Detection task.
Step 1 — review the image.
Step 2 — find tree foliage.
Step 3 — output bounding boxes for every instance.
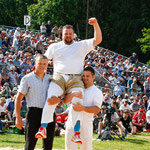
[137,28,150,54]
[0,0,38,27]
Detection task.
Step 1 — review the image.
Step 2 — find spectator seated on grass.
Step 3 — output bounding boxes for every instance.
[119,110,132,135]
[131,108,146,134]
[97,105,126,140]
[93,105,106,133]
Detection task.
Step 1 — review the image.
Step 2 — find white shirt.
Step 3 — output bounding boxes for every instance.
[0,103,7,115]
[146,110,150,124]
[82,85,103,121]
[45,39,94,74]
[119,104,131,111]
[40,25,46,33]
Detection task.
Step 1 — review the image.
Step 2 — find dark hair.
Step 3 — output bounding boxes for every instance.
[63,25,73,30]
[84,66,95,76]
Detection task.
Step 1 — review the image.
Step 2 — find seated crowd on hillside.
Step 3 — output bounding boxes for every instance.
[0,23,150,138]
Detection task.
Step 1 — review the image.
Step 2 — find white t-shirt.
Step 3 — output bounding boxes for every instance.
[82,85,103,121]
[0,103,7,115]
[119,104,131,111]
[45,39,94,74]
[146,110,150,124]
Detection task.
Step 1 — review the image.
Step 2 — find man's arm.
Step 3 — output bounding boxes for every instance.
[73,102,100,114]
[88,18,102,46]
[64,91,83,104]
[47,91,83,105]
[15,92,24,129]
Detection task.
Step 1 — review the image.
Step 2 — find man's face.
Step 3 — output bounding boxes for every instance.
[62,28,74,45]
[35,58,48,73]
[82,71,95,87]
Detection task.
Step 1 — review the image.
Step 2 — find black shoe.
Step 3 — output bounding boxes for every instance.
[97,134,102,139]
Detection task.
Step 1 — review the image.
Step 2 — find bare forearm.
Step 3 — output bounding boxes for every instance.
[93,23,102,46]
[15,92,24,119]
[83,106,100,114]
[64,93,74,104]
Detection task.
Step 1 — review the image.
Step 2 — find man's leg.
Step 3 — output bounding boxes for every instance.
[35,81,64,139]
[68,87,84,144]
[65,122,78,150]
[80,121,93,150]
[43,114,56,150]
[97,122,105,139]
[25,108,42,150]
[41,81,64,123]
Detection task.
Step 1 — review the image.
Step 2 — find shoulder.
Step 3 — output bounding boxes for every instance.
[22,72,34,80]
[90,85,103,96]
[48,41,63,49]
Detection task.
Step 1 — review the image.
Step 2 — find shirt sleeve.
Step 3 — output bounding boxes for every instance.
[44,44,54,59]
[80,38,94,55]
[18,76,29,95]
[93,90,104,109]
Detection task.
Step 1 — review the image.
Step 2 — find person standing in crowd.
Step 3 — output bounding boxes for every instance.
[12,35,20,50]
[129,52,138,65]
[1,68,9,86]
[8,66,19,89]
[40,22,47,37]
[46,20,52,37]
[15,54,55,150]
[35,17,102,145]
[131,78,139,96]
[143,77,150,98]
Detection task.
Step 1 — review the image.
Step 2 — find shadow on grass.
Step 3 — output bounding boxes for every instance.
[126,138,149,145]
[1,140,25,144]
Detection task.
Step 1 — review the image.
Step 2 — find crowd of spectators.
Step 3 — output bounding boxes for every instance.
[0,21,150,139]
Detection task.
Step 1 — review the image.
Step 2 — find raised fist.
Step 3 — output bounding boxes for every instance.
[88,18,98,26]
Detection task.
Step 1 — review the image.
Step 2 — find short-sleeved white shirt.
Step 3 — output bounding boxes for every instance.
[82,85,103,121]
[45,39,94,74]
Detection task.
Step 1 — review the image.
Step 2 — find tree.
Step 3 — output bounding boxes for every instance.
[137,28,150,64]
[0,0,37,27]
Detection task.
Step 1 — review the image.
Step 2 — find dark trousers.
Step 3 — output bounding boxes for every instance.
[25,107,56,150]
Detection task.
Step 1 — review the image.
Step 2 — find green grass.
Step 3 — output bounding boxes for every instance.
[0,132,150,150]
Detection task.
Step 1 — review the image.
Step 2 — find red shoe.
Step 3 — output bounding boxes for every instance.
[71,132,82,144]
[35,127,47,139]
[136,128,141,133]
[144,129,150,132]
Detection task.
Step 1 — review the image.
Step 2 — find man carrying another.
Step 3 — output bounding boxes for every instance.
[36,17,102,144]
[48,67,103,150]
[15,54,55,150]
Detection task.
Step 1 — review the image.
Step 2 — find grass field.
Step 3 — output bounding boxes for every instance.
[0,132,150,150]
